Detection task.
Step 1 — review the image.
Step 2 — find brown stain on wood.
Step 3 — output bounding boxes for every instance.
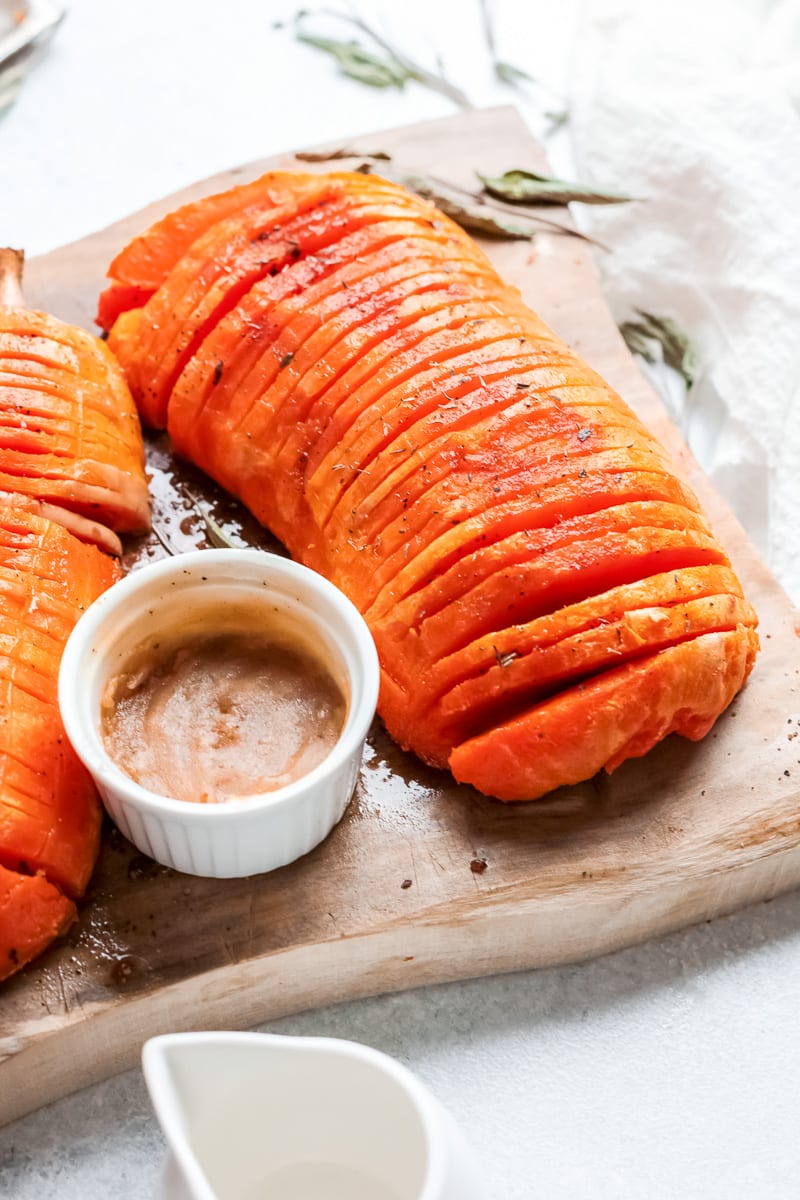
[0,106,798,1124]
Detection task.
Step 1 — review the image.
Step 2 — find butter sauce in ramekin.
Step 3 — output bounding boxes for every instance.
[58,550,379,878]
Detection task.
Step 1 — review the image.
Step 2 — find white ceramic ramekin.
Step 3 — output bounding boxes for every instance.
[58,549,380,878]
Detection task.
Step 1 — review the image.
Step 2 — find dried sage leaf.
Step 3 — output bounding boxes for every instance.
[479,168,634,206]
[368,167,535,240]
[202,512,251,550]
[356,163,608,245]
[294,147,392,162]
[433,196,536,239]
[618,324,658,365]
[543,109,570,134]
[619,311,699,387]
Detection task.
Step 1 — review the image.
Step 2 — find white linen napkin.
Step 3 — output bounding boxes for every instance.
[568,0,800,603]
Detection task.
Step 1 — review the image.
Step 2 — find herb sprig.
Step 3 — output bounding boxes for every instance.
[479,169,635,207]
[294,10,471,109]
[292,148,607,246]
[620,311,699,388]
[478,0,534,90]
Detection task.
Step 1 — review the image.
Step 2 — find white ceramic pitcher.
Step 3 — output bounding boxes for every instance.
[143,1031,486,1200]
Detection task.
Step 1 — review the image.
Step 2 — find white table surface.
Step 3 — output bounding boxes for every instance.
[2,2,800,1197]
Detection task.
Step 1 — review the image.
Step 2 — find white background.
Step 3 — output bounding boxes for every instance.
[2,2,800,1197]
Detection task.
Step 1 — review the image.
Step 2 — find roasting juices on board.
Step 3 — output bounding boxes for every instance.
[98,169,758,803]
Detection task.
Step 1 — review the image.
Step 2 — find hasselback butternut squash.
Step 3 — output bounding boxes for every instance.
[0,250,149,981]
[103,171,758,802]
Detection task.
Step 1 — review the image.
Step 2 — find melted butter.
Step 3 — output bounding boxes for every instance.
[101,625,346,804]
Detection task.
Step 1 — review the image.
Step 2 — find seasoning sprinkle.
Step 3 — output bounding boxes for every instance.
[494,647,519,668]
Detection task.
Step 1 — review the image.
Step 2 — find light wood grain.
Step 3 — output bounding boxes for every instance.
[1,106,797,1127]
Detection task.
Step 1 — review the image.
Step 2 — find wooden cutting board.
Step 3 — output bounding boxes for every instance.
[1,106,798,1126]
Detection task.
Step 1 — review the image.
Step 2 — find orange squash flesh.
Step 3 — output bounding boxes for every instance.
[363,467,705,639]
[170,272,508,520]
[448,629,759,801]
[315,363,636,535]
[372,501,716,667]
[98,171,335,328]
[116,180,434,426]
[185,216,505,470]
[371,482,714,667]
[0,504,119,897]
[310,361,554,513]
[441,591,755,727]
[104,172,758,801]
[323,415,679,603]
[193,297,530,538]
[370,528,727,696]
[254,297,529,517]
[0,490,121,557]
[275,300,532,468]
[96,284,152,333]
[392,564,747,698]
[1,309,145,417]
[0,400,137,475]
[165,213,501,484]
[0,249,148,979]
[321,398,658,568]
[167,226,463,439]
[242,265,504,456]
[166,223,479,464]
[310,348,573,507]
[359,453,701,623]
[98,170,416,322]
[380,590,755,765]
[1,289,150,546]
[0,358,145,437]
[0,863,76,983]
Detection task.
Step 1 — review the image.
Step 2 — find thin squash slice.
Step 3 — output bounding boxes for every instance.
[112,178,443,426]
[359,463,710,622]
[328,413,680,572]
[448,630,758,801]
[0,501,119,897]
[97,170,427,327]
[372,502,718,668]
[104,171,758,802]
[167,225,475,458]
[0,250,150,551]
[0,863,76,984]
[316,360,631,533]
[167,223,485,469]
[394,563,748,697]
[0,500,119,982]
[189,294,529,536]
[256,298,532,523]
[241,264,506,455]
[380,589,756,765]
